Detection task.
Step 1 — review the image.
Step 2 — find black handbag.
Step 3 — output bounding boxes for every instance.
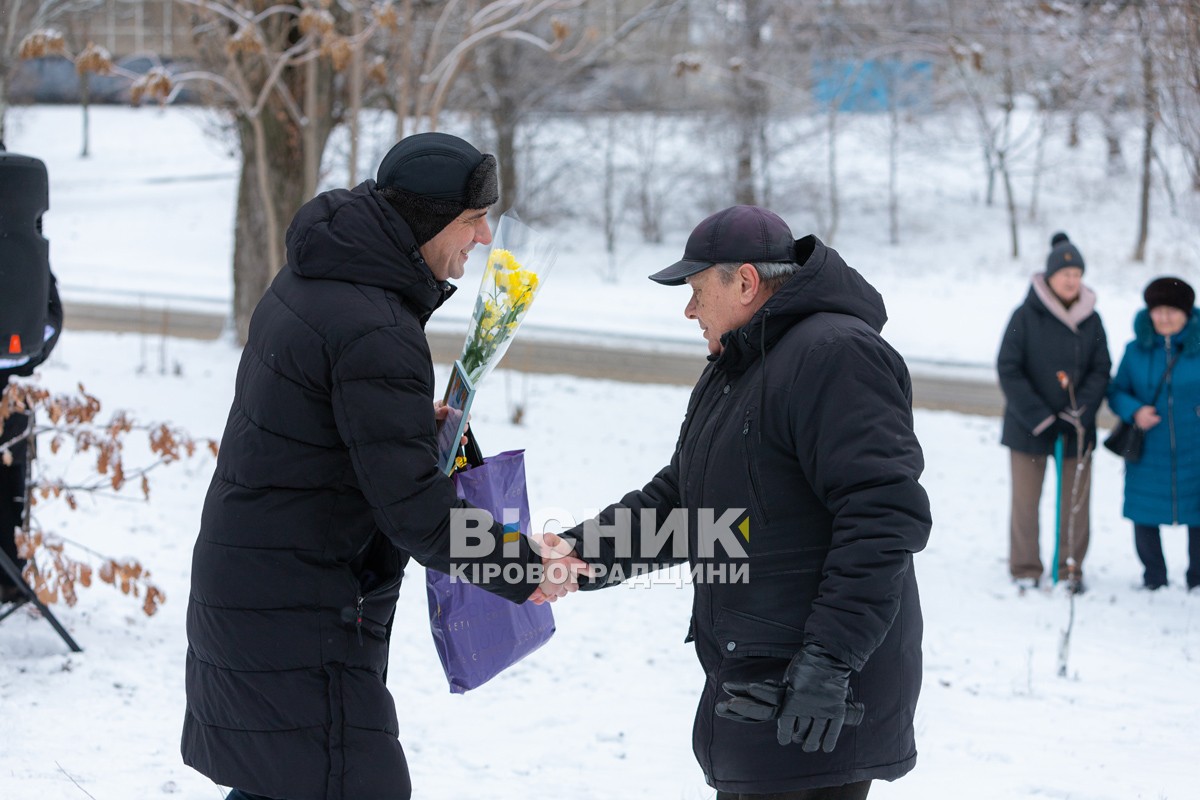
[1103,420,1145,461]
[1103,353,1176,463]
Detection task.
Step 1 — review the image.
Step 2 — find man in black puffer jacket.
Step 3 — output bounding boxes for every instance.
[182,133,579,800]
[558,206,932,799]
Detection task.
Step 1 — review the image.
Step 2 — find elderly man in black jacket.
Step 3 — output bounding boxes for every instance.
[182,133,580,800]
[558,206,932,799]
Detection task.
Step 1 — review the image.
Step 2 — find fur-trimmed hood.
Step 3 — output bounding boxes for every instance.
[1132,307,1200,354]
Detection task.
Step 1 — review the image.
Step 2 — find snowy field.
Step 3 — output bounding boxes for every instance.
[1,331,1198,800]
[0,103,1199,798]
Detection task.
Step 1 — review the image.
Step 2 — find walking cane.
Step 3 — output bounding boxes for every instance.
[1051,435,1064,586]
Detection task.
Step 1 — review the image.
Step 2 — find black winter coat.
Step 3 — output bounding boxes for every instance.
[998,276,1110,455]
[181,182,540,800]
[564,237,931,793]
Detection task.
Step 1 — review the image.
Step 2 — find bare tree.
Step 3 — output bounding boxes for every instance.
[466,0,676,215]
[0,0,106,144]
[1156,0,1200,192]
[171,0,385,342]
[942,0,1071,258]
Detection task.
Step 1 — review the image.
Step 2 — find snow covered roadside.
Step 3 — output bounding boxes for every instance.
[1,330,1197,799]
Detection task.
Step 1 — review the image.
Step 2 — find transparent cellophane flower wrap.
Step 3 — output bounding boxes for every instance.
[459,211,557,386]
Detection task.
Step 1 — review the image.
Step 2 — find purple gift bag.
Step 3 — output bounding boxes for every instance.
[426,450,555,693]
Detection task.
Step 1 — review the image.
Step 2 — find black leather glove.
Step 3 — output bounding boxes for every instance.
[715,643,861,752]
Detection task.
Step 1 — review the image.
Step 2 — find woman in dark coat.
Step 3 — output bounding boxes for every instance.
[997,232,1110,593]
[1107,277,1200,591]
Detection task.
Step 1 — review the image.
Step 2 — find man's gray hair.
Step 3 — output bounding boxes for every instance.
[713,261,801,294]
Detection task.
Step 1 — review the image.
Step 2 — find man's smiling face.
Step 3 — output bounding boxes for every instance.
[419,208,492,281]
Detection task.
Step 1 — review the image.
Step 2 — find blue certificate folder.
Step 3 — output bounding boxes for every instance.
[437,360,476,476]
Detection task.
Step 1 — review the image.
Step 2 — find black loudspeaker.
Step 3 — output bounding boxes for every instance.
[0,150,51,360]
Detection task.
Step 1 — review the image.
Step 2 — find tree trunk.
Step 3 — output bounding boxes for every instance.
[347,4,363,185]
[1133,8,1156,263]
[734,119,756,206]
[486,43,520,215]
[983,143,996,206]
[600,115,618,283]
[1105,124,1125,176]
[1067,113,1080,148]
[304,57,319,199]
[79,73,91,158]
[232,102,336,343]
[999,150,1019,259]
[1028,108,1049,222]
[0,72,8,146]
[494,116,518,215]
[731,75,767,207]
[730,0,767,207]
[825,108,839,246]
[888,87,900,246]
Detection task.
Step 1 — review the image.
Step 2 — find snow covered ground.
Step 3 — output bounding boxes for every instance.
[1,104,1198,799]
[1,331,1198,800]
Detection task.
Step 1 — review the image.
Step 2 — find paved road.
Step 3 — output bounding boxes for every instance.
[62,299,1037,420]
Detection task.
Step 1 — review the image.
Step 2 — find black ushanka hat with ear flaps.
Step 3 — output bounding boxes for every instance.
[376,132,499,246]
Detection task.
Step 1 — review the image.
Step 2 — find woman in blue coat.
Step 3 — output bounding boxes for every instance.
[1107,277,1200,591]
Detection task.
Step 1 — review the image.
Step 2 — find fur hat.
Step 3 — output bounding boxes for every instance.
[1144,276,1196,314]
[1045,231,1085,278]
[375,132,499,246]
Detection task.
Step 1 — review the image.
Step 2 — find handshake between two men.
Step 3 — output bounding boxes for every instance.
[522,531,866,754]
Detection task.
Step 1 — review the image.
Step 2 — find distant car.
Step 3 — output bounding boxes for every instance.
[8,55,203,105]
[7,57,78,104]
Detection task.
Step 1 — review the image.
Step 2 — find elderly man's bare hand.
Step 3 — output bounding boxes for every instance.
[528,532,591,605]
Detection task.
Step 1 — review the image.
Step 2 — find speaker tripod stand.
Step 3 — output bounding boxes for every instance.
[0,410,82,652]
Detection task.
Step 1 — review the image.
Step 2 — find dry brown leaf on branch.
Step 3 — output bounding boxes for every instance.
[131,68,173,105]
[75,43,115,76]
[323,38,353,72]
[18,29,67,60]
[299,8,336,39]
[7,381,213,616]
[373,2,399,31]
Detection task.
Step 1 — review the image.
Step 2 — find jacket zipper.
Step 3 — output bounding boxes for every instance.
[1166,336,1178,523]
[354,573,403,647]
[742,410,770,525]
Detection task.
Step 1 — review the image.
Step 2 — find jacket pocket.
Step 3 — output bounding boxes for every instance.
[713,607,804,659]
[740,409,771,526]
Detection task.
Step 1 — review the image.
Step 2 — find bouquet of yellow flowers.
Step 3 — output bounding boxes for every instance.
[459,211,557,386]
